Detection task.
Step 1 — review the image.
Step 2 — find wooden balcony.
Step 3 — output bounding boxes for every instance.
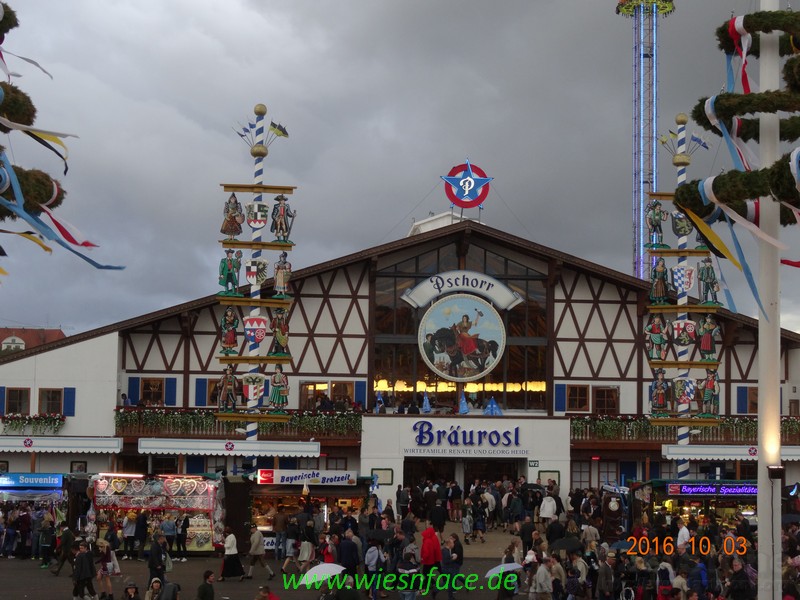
[114,408,362,445]
[569,415,800,447]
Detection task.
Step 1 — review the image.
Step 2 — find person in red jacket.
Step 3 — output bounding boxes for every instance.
[420,525,442,594]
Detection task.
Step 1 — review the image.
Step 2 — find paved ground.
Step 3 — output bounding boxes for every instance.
[3,522,526,600]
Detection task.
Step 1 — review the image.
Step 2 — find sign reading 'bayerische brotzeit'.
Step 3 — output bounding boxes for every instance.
[256,469,357,486]
[403,420,527,457]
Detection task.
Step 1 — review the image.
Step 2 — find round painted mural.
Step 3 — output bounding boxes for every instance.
[418,293,506,382]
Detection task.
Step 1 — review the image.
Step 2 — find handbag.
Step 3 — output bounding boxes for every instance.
[164,553,173,573]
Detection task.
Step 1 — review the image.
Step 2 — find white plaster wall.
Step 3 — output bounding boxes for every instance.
[360,415,570,509]
[36,453,114,474]
[0,333,119,436]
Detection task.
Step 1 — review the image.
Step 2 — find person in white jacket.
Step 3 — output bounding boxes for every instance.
[539,495,557,522]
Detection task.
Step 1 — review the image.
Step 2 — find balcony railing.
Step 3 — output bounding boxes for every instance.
[570,415,800,444]
[114,408,362,441]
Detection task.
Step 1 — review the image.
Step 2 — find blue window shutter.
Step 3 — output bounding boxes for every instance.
[737,387,748,414]
[127,377,140,405]
[185,455,205,474]
[63,387,76,417]
[195,379,207,407]
[555,384,566,412]
[165,378,177,406]
[355,381,367,406]
[0,387,5,416]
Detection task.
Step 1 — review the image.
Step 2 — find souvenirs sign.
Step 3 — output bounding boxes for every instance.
[418,293,506,382]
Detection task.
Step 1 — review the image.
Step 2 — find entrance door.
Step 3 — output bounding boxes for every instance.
[404,458,455,487]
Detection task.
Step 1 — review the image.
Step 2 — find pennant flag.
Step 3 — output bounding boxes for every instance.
[0,265,7,275]
[691,134,709,150]
[483,397,503,416]
[659,135,668,145]
[459,392,470,415]
[422,392,432,414]
[682,207,741,269]
[0,228,53,253]
[277,124,289,138]
[269,121,282,136]
[0,244,6,256]
[0,47,52,79]
[23,130,69,174]
[669,130,678,139]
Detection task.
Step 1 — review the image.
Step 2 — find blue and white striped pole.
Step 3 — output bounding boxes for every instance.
[247,104,268,443]
[673,114,691,480]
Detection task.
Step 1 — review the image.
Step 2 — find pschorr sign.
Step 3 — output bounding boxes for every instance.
[256,469,357,486]
[403,420,527,457]
[401,270,523,310]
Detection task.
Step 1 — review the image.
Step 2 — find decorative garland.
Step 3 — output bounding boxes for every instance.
[674,11,800,224]
[0,7,66,221]
[615,1,674,18]
[1,412,66,435]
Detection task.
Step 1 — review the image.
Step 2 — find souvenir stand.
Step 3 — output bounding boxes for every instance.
[88,474,221,553]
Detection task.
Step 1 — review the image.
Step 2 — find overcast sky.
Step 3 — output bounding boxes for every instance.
[2,0,800,335]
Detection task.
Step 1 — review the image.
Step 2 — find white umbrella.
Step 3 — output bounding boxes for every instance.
[300,563,347,586]
[485,562,524,578]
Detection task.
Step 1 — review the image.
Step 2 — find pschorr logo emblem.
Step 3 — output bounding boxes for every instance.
[23,438,33,448]
[225,441,235,452]
[748,446,757,456]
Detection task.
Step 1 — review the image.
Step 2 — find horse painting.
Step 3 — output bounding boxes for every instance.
[430,326,499,378]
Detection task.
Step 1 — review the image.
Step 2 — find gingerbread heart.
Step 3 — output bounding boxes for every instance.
[195,481,208,495]
[164,479,182,496]
[110,479,127,494]
[195,532,211,547]
[130,479,146,494]
[94,479,109,494]
[186,531,197,541]
[182,479,198,496]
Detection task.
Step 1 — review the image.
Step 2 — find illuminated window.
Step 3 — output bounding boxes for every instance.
[747,388,758,414]
[598,461,618,486]
[141,378,164,406]
[38,389,62,414]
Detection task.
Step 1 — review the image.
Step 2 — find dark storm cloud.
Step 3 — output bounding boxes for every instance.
[2,0,799,333]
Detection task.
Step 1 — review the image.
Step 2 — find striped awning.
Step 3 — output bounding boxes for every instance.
[662,444,800,461]
[0,436,122,453]
[138,438,320,457]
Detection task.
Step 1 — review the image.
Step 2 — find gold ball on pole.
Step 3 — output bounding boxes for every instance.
[675,113,688,125]
[251,144,268,158]
[254,104,267,116]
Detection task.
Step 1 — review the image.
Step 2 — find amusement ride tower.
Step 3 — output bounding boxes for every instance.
[616,1,675,279]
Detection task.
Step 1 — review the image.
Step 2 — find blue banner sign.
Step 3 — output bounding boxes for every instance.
[0,473,64,488]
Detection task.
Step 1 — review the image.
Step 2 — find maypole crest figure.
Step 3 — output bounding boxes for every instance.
[267,365,289,411]
[268,307,290,356]
[245,258,270,287]
[671,319,697,346]
[217,367,240,412]
[218,248,244,297]
[697,257,722,306]
[650,368,671,412]
[645,199,669,248]
[673,378,695,412]
[696,369,720,415]
[273,251,292,298]
[220,193,244,240]
[270,194,296,244]
[696,314,721,362]
[219,306,239,355]
[245,202,270,229]
[671,210,694,237]
[670,265,695,296]
[644,313,670,360]
[649,257,672,304]
[242,373,267,410]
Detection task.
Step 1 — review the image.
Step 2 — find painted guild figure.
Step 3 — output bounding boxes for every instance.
[268,365,289,410]
[218,367,239,412]
[697,314,721,361]
[650,368,670,412]
[697,257,721,305]
[649,257,672,304]
[219,248,244,296]
[645,199,669,248]
[219,306,239,355]
[220,193,244,240]
[270,194,296,243]
[697,369,720,415]
[454,309,481,356]
[273,251,292,298]
[269,307,290,355]
[644,314,670,361]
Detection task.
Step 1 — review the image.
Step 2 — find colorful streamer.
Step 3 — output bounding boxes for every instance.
[0,228,53,253]
[683,206,740,269]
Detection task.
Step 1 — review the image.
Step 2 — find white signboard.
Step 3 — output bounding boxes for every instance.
[401,270,523,310]
[256,469,357,486]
